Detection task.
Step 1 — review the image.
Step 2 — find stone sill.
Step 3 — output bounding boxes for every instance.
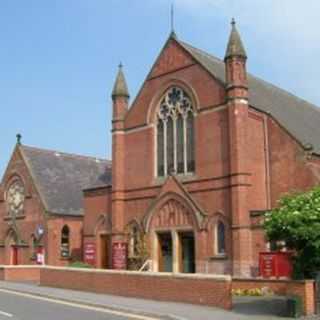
[209,255,228,260]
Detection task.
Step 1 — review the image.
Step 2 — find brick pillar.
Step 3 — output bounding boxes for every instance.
[110,65,130,269]
[225,22,252,277]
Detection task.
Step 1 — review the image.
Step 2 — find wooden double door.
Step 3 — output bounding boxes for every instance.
[158,231,195,273]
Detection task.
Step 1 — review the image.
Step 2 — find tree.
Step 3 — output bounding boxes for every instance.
[264,185,320,279]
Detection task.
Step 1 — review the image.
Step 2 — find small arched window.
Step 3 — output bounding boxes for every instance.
[61,225,70,258]
[128,225,140,258]
[217,221,226,255]
[157,87,195,177]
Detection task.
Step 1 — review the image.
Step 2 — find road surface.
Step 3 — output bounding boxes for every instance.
[0,289,159,320]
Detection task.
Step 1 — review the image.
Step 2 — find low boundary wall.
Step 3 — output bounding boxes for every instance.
[0,266,41,282]
[233,278,315,316]
[0,266,315,315]
[40,266,232,310]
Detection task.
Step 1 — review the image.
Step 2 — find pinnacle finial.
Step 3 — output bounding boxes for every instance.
[16,133,22,145]
[224,19,247,60]
[112,63,130,99]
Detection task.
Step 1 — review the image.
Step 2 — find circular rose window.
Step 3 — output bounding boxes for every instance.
[6,180,25,217]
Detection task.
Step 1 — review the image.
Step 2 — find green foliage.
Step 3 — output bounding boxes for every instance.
[69,261,93,269]
[264,186,320,279]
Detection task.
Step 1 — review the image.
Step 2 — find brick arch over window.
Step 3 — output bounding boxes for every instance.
[5,227,19,246]
[147,79,199,125]
[143,192,203,232]
[94,214,112,235]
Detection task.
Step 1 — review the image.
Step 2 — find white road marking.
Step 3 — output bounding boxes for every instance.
[0,289,159,320]
[0,310,13,317]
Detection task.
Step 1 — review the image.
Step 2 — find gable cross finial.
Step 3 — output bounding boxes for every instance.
[171,2,175,34]
[16,133,22,145]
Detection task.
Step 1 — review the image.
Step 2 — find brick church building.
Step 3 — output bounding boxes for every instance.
[1,21,320,277]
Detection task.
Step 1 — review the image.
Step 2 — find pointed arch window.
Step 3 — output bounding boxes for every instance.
[216,221,226,255]
[157,87,195,177]
[61,225,70,258]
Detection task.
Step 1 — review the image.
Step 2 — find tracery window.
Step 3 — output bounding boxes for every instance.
[61,225,70,258]
[6,179,25,217]
[157,87,195,177]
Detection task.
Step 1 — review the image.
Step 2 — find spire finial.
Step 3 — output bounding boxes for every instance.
[224,19,247,60]
[16,133,22,145]
[112,63,130,99]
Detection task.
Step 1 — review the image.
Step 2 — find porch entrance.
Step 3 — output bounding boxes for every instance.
[158,232,173,272]
[180,232,195,273]
[10,246,18,265]
[99,234,110,269]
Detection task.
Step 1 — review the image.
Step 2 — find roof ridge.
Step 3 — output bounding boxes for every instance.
[21,145,111,164]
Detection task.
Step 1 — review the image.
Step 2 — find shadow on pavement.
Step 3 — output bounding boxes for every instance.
[233,296,288,318]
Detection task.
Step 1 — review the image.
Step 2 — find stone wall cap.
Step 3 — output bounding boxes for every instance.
[44,266,231,281]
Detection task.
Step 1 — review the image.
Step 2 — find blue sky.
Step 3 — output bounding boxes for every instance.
[1,0,320,178]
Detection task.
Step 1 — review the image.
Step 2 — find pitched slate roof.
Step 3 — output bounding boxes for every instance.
[178,39,320,155]
[20,145,111,216]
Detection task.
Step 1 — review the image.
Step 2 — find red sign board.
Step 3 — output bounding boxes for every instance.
[84,243,96,266]
[112,242,127,270]
[259,252,293,278]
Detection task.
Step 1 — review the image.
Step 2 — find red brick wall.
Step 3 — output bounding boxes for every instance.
[40,267,232,310]
[47,217,83,266]
[4,266,40,282]
[0,147,47,265]
[268,117,320,207]
[232,278,315,315]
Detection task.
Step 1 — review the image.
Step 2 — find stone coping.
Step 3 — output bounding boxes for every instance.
[233,277,315,284]
[0,265,231,281]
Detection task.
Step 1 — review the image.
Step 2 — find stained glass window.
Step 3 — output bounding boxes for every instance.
[6,179,25,217]
[157,87,195,177]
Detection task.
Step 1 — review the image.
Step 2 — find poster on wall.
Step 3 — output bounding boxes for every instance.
[84,243,96,266]
[112,242,127,270]
[36,247,45,265]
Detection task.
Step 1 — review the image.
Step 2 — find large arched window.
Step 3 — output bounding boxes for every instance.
[157,87,195,177]
[6,179,25,217]
[61,225,70,258]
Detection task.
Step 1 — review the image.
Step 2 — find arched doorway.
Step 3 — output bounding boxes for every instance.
[6,229,19,265]
[146,197,198,273]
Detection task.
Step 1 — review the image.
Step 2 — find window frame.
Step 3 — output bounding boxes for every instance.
[60,225,70,258]
[215,221,227,257]
[155,86,196,178]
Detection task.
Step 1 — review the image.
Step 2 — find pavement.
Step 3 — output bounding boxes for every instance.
[0,281,306,319]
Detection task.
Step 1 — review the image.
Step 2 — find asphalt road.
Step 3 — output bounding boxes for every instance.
[0,290,158,320]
